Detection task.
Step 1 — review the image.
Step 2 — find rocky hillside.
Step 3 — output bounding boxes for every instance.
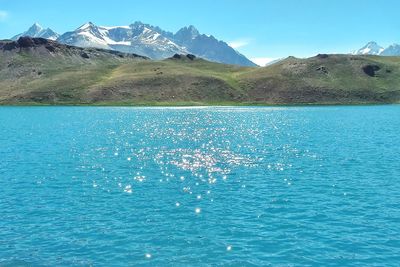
[1,38,400,105]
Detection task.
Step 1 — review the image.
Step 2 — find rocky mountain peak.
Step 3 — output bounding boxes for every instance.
[77,22,97,31]
[175,25,200,41]
[352,41,384,55]
[353,41,400,56]
[29,23,43,32]
[11,23,59,41]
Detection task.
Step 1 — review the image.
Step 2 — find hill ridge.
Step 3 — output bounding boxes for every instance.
[1,38,400,105]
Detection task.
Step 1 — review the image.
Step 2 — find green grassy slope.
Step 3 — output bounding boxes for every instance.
[1,38,400,105]
[240,55,400,104]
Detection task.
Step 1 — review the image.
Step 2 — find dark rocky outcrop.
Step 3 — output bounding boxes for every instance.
[186,54,196,60]
[45,45,56,52]
[316,66,328,74]
[317,54,329,59]
[81,52,90,59]
[0,37,59,51]
[2,42,18,51]
[171,54,197,61]
[362,64,381,77]
[17,36,36,47]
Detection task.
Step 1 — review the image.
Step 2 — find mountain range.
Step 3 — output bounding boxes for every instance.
[352,41,400,56]
[11,22,256,66]
[10,23,400,66]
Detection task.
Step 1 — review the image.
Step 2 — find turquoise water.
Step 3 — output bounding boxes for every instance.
[0,106,399,266]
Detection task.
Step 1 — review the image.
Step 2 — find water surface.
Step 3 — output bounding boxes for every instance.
[0,106,399,266]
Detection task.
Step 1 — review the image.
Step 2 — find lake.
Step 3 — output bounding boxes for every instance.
[0,106,399,266]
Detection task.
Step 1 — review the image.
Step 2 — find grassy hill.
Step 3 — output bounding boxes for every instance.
[1,37,400,105]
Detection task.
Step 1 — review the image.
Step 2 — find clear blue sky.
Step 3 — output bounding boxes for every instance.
[1,0,399,62]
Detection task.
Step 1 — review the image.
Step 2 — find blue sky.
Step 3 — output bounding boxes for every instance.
[1,0,399,64]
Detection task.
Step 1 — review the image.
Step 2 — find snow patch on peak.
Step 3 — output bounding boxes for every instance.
[11,23,59,41]
[78,22,95,31]
[101,25,130,30]
[32,22,43,29]
[352,41,384,55]
[352,41,400,56]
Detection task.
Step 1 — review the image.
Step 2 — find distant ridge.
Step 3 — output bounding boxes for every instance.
[1,38,400,105]
[353,41,400,56]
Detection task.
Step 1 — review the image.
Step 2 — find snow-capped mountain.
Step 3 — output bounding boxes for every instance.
[352,41,400,56]
[12,23,59,41]
[57,22,187,59]
[352,41,384,55]
[57,21,256,65]
[57,22,113,50]
[12,21,256,66]
[380,44,400,56]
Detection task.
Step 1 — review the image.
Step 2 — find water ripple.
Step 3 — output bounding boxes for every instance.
[0,106,399,266]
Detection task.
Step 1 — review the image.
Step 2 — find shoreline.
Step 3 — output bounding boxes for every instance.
[0,102,399,107]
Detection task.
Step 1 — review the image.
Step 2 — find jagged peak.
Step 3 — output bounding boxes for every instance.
[175,25,200,41]
[128,21,167,37]
[187,25,199,33]
[176,25,199,35]
[28,22,43,32]
[130,21,145,28]
[77,22,96,31]
[352,41,384,55]
[361,41,383,49]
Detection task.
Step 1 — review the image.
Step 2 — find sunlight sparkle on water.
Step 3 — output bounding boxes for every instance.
[124,185,132,194]
[2,106,398,266]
